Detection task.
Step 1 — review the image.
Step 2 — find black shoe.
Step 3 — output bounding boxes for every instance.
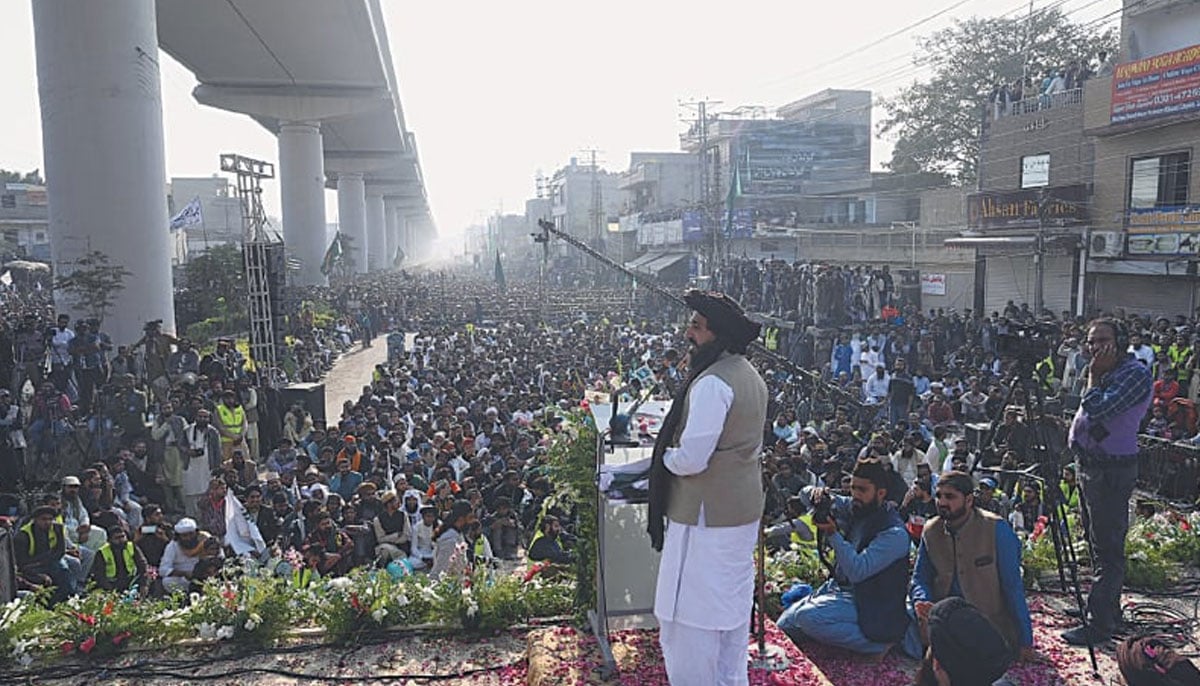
[1061,625,1110,646]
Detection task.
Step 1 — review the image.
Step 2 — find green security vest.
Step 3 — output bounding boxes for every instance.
[98,542,136,580]
[19,521,58,556]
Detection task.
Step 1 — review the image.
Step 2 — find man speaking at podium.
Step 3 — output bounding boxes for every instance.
[649,290,768,686]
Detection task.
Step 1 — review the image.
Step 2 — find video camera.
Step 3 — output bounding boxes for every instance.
[995,321,1058,364]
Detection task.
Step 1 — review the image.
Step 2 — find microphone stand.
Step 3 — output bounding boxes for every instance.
[749,459,790,672]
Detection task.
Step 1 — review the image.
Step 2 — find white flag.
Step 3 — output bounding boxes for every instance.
[0,271,11,287]
[169,196,203,231]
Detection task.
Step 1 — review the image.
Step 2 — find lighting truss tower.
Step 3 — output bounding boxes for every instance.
[220,153,281,386]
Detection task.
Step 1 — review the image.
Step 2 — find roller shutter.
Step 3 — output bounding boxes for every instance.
[983,253,1074,317]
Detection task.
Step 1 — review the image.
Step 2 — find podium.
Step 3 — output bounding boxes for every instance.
[586,402,668,676]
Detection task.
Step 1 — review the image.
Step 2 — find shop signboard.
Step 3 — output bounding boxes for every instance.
[1125,205,1200,256]
[1111,43,1200,125]
[967,184,1088,229]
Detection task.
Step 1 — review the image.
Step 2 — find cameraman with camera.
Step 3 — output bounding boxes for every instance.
[777,458,911,657]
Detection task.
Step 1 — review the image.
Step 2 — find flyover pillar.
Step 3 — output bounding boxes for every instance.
[335,173,367,274]
[365,192,386,271]
[278,121,327,285]
[384,203,401,269]
[32,0,175,346]
[400,214,413,262]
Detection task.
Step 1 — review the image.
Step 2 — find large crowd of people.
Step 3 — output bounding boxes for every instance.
[1,258,1196,682]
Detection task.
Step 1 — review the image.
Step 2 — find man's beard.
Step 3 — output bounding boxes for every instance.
[937,503,967,521]
[851,496,881,518]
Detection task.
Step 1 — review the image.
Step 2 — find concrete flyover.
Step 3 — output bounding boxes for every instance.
[31,0,436,344]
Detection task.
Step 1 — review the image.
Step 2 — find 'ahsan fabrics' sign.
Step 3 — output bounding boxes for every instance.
[967,184,1088,230]
[1125,205,1200,257]
[1111,43,1200,125]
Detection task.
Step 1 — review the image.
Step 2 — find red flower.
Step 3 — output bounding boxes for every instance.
[103,601,114,616]
[79,636,97,654]
[74,612,97,626]
[1182,520,1191,532]
[524,562,548,583]
[112,631,132,646]
[60,641,75,655]
[350,594,363,613]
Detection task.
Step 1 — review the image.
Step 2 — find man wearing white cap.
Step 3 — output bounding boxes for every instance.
[159,518,209,594]
[60,475,106,577]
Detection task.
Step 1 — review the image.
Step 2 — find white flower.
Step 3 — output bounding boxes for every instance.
[396,594,409,607]
[216,625,235,641]
[327,577,353,592]
[466,600,479,618]
[244,618,258,632]
[371,607,388,622]
[197,622,217,640]
[189,592,201,606]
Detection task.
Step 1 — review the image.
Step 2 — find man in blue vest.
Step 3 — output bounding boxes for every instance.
[777,458,911,657]
[1061,318,1152,647]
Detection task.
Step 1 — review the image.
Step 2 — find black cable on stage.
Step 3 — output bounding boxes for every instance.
[1,654,525,684]
[0,627,533,684]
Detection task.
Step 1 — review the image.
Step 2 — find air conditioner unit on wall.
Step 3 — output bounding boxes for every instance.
[1089,231,1124,258]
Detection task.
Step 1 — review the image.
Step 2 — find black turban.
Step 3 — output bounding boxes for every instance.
[683,290,760,351]
[929,597,1013,685]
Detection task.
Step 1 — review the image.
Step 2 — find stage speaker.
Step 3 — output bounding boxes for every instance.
[280,382,326,428]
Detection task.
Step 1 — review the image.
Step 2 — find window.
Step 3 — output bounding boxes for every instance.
[0,195,14,209]
[1129,152,1191,209]
[1021,154,1050,188]
[35,232,46,242]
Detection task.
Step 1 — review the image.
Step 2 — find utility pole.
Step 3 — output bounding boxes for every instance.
[580,148,604,282]
[679,98,722,277]
[1034,188,1049,316]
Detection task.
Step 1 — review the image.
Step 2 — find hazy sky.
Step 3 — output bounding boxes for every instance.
[0,0,1119,249]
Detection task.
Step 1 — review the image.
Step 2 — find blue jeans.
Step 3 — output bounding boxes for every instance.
[777,579,893,655]
[1078,458,1137,635]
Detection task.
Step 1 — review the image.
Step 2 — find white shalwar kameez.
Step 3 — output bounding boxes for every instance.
[654,376,759,686]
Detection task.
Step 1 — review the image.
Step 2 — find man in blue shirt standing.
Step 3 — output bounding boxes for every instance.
[906,471,1033,662]
[777,458,911,657]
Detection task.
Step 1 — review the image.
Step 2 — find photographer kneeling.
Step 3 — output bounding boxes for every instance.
[777,458,910,657]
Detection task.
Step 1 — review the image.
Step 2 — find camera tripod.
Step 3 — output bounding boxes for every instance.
[980,362,1099,676]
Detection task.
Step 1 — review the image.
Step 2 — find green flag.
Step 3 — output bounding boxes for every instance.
[724,150,743,238]
[320,233,343,276]
[494,251,506,292]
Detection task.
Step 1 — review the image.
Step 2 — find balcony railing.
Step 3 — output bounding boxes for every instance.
[991,88,1083,119]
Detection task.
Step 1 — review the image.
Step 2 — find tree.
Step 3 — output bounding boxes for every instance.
[878,8,1116,184]
[0,169,45,185]
[175,243,246,334]
[53,250,132,325]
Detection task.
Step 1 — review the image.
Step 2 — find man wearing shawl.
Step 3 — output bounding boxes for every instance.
[648,290,767,686]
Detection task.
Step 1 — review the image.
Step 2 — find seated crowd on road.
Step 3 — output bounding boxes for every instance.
[3,260,1197,675]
